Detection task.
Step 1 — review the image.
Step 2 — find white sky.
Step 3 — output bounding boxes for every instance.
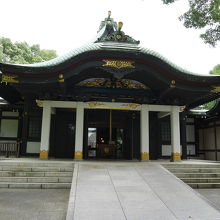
[0,0,219,74]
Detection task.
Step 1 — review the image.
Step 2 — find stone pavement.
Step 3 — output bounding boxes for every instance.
[67,161,220,220]
[0,189,69,220]
[196,189,220,210]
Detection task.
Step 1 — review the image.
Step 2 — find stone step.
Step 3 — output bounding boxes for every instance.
[163,164,220,168]
[0,182,71,189]
[0,166,73,172]
[188,183,220,189]
[0,176,72,183]
[0,171,73,177]
[175,173,220,178]
[181,178,220,184]
[0,162,74,167]
[167,168,220,173]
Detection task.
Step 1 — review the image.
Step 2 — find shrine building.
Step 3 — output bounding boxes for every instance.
[1,12,220,161]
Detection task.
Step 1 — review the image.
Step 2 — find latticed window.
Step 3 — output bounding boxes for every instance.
[161,121,171,142]
[28,117,41,139]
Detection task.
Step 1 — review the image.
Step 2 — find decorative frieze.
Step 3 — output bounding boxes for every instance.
[1,74,19,83]
[102,60,135,69]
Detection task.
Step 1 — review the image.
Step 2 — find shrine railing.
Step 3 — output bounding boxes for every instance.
[0,142,20,157]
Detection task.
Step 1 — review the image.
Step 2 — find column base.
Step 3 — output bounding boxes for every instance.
[39,150,49,159]
[74,151,83,160]
[140,152,150,161]
[171,152,181,161]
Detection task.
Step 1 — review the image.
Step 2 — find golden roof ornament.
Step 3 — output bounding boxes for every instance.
[118,22,123,31]
[96,11,140,44]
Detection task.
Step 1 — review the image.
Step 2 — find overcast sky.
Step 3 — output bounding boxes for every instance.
[0,0,219,74]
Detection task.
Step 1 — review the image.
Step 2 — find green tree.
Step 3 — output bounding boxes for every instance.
[162,0,220,46]
[0,37,57,64]
[210,64,220,74]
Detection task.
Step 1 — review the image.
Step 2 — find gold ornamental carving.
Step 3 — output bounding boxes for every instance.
[179,106,185,112]
[1,74,19,83]
[78,79,111,88]
[77,78,148,90]
[36,100,43,107]
[58,74,64,83]
[86,102,104,108]
[102,60,135,69]
[122,103,140,109]
[211,86,220,93]
[170,80,176,88]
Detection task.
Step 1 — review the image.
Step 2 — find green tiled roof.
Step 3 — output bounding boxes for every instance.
[15,41,211,77]
[10,12,212,77]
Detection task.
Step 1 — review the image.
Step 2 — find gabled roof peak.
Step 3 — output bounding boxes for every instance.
[96,11,140,45]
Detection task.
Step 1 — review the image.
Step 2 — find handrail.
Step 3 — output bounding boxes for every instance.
[0,142,20,157]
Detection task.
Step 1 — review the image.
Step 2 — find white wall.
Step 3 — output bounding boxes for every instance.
[0,119,18,138]
[186,118,194,123]
[216,127,220,150]
[187,144,195,155]
[2,111,19,117]
[199,129,204,150]
[186,125,195,142]
[162,145,182,156]
[162,145,171,156]
[203,127,215,149]
[26,142,40,153]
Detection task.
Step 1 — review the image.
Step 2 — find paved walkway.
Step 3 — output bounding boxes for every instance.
[0,189,69,220]
[67,161,220,220]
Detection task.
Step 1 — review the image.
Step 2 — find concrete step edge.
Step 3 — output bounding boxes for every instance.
[188,183,220,189]
[0,182,71,189]
[0,162,74,167]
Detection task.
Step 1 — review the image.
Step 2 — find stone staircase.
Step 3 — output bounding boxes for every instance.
[163,163,220,189]
[0,161,74,189]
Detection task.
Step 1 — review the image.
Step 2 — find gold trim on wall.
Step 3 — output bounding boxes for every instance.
[74,151,83,160]
[86,102,104,108]
[122,103,140,110]
[171,152,181,161]
[140,152,149,161]
[85,102,141,110]
[39,150,49,159]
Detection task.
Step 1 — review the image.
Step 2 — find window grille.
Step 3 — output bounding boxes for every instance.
[28,117,41,139]
[161,121,171,142]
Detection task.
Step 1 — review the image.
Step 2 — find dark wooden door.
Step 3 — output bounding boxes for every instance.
[53,111,75,158]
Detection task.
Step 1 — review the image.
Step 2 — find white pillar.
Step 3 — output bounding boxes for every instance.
[170,106,181,161]
[140,104,149,160]
[40,102,51,159]
[74,102,84,160]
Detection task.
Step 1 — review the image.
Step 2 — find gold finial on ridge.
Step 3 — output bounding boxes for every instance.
[118,22,123,31]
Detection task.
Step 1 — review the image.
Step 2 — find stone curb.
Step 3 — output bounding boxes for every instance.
[66,163,78,220]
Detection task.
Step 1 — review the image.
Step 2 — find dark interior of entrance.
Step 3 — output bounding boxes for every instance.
[83,109,140,160]
[49,109,76,158]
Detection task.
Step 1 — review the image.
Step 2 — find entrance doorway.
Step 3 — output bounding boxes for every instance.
[49,109,76,158]
[83,109,140,160]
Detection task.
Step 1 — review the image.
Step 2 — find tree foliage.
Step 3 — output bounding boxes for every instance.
[210,64,220,74]
[162,0,220,46]
[0,37,57,64]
